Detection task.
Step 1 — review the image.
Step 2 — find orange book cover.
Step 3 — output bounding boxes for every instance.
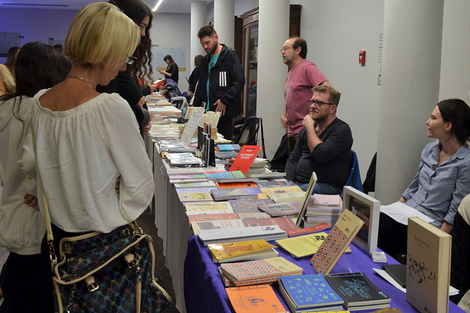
[226,284,288,313]
[229,145,261,174]
[216,181,259,189]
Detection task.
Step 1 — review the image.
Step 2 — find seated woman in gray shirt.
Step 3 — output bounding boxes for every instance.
[379,98,470,262]
[400,98,470,233]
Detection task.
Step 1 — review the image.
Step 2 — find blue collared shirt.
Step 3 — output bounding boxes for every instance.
[403,142,470,228]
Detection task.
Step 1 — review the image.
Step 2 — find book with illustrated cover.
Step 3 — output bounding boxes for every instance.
[260,185,304,195]
[229,199,275,213]
[406,217,451,313]
[204,170,247,181]
[177,191,213,203]
[225,284,288,313]
[310,209,364,274]
[257,201,302,217]
[198,225,287,245]
[242,217,299,233]
[191,219,245,236]
[208,239,278,263]
[220,257,303,286]
[324,272,391,310]
[217,143,241,152]
[211,187,262,201]
[278,274,344,312]
[229,145,262,174]
[187,213,239,224]
[168,173,207,183]
[311,194,341,207]
[255,179,297,189]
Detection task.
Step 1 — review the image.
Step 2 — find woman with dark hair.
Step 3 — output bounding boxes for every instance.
[159,54,179,84]
[379,99,470,261]
[97,0,157,136]
[5,46,20,77]
[0,42,71,313]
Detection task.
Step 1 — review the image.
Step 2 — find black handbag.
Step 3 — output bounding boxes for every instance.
[40,191,172,313]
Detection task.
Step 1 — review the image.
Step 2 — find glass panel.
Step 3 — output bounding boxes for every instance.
[247,24,258,117]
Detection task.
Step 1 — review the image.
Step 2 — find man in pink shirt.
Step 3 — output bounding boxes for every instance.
[281,37,330,154]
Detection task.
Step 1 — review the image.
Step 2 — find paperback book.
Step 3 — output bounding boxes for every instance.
[225,284,287,313]
[184,201,233,213]
[177,191,213,203]
[276,232,328,258]
[310,209,364,274]
[187,213,239,224]
[324,272,391,310]
[229,199,275,213]
[219,256,303,286]
[229,145,262,174]
[208,239,278,263]
[191,219,245,236]
[406,217,452,313]
[211,187,262,201]
[198,225,287,245]
[255,179,297,188]
[278,274,344,312]
[242,217,299,233]
[257,201,302,217]
[237,212,271,220]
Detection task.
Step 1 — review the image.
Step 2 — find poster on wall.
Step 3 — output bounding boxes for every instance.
[151,46,186,77]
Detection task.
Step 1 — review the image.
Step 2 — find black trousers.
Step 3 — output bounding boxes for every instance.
[451,212,470,304]
[0,252,52,313]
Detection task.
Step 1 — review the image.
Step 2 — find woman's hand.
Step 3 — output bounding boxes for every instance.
[24,193,39,211]
[398,196,406,203]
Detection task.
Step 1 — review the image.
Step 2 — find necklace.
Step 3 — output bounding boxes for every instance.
[66,75,94,89]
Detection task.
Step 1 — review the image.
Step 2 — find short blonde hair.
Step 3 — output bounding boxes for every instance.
[313,85,341,106]
[64,2,140,69]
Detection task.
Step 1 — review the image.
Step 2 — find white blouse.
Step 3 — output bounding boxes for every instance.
[31,89,154,233]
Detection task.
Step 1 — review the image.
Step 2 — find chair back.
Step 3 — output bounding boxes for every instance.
[233,116,266,158]
[343,150,364,194]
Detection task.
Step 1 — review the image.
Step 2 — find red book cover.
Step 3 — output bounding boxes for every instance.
[229,145,261,174]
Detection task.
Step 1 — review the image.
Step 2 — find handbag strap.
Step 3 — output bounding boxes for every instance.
[31,127,58,264]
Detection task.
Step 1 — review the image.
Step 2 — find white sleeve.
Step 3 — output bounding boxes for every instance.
[97,95,154,221]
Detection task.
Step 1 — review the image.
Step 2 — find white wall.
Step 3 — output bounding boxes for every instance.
[289,0,385,180]
[439,0,470,102]
[151,12,192,92]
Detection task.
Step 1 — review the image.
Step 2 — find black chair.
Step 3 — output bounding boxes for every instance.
[233,116,266,159]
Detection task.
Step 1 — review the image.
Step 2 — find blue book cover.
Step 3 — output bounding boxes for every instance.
[278,274,344,310]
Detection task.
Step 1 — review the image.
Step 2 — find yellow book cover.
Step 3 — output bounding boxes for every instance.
[177,191,213,202]
[276,232,352,258]
[184,201,233,212]
[208,239,277,263]
[260,186,304,195]
[268,192,305,203]
[406,217,451,313]
[310,209,364,274]
[226,284,288,313]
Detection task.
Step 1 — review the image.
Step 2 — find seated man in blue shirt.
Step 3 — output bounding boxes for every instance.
[285,85,353,194]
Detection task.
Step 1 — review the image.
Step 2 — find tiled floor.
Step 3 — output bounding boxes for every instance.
[0,209,180,313]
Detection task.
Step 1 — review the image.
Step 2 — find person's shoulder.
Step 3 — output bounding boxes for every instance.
[332,117,351,129]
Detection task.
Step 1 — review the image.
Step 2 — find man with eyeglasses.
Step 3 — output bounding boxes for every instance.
[285,85,352,194]
[281,37,330,155]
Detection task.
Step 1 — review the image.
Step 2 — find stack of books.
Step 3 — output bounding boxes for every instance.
[219,257,303,286]
[211,187,262,201]
[324,272,391,311]
[257,201,302,217]
[278,274,344,312]
[207,239,278,263]
[305,194,342,225]
[260,186,305,203]
[165,152,203,167]
[197,225,287,245]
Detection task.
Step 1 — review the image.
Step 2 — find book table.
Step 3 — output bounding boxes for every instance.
[184,235,464,313]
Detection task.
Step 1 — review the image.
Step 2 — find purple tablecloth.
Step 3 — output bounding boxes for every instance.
[184,235,464,313]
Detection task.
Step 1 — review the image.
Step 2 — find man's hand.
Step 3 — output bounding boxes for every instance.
[214,99,226,116]
[302,114,315,129]
[281,111,288,129]
[24,193,39,211]
[115,176,121,194]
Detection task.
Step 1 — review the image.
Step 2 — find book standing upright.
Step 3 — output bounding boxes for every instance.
[406,217,452,313]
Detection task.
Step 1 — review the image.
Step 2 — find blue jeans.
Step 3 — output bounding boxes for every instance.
[297,181,342,195]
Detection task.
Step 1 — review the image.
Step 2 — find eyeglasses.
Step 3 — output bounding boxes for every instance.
[280,46,292,52]
[126,56,137,65]
[307,100,334,107]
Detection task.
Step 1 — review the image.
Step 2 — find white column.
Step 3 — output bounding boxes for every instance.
[213,0,234,48]
[375,0,444,204]
[190,1,207,72]
[257,0,289,159]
